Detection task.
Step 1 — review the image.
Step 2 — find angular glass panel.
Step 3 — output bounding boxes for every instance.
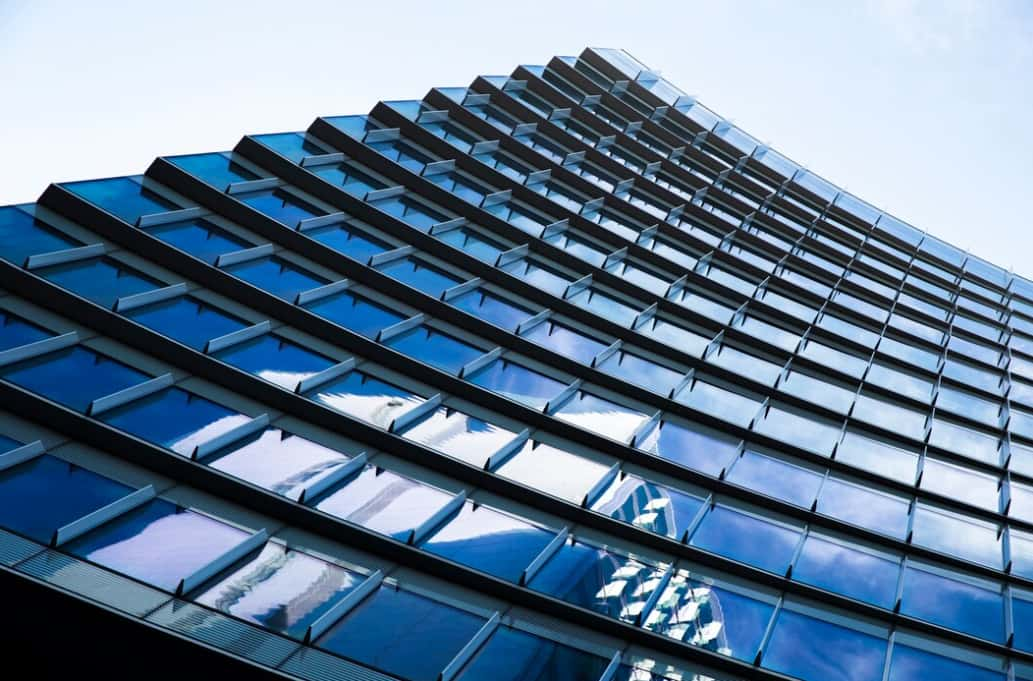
[308,370,424,429]
[835,430,918,484]
[305,222,391,263]
[315,466,453,540]
[725,450,823,507]
[98,388,250,457]
[816,477,909,539]
[499,257,572,297]
[762,609,886,681]
[384,326,483,374]
[900,563,1003,642]
[520,320,608,364]
[645,572,774,662]
[752,404,841,456]
[401,407,519,467]
[554,391,649,443]
[168,152,259,189]
[690,505,800,574]
[224,256,327,301]
[125,297,246,351]
[317,585,484,681]
[376,256,462,298]
[371,195,448,231]
[467,358,566,410]
[144,219,249,264]
[566,287,640,327]
[449,289,533,330]
[911,504,1001,567]
[436,225,508,263]
[1013,596,1033,653]
[455,625,608,681]
[66,499,248,591]
[638,419,740,477]
[1,347,147,412]
[887,642,1005,681]
[237,188,322,227]
[65,176,179,223]
[592,475,706,542]
[304,290,404,338]
[0,206,78,265]
[638,317,711,357]
[675,378,762,429]
[928,417,1001,465]
[194,542,363,639]
[38,257,159,308]
[215,334,332,390]
[850,393,927,441]
[529,541,663,623]
[207,427,350,499]
[422,502,555,582]
[920,457,999,510]
[596,350,683,395]
[253,131,330,161]
[793,534,899,608]
[0,454,131,543]
[0,310,50,352]
[497,440,609,503]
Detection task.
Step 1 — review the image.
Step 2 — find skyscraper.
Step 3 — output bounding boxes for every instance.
[0,46,1028,680]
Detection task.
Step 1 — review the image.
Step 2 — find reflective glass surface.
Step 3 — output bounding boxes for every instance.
[592,475,705,541]
[65,176,178,223]
[304,290,404,337]
[145,219,249,264]
[401,407,519,467]
[725,450,822,507]
[497,440,611,502]
[900,564,1003,642]
[455,625,608,681]
[637,419,740,476]
[690,506,800,573]
[1,347,147,412]
[385,326,483,374]
[467,358,566,409]
[762,609,886,681]
[792,534,899,608]
[0,206,78,264]
[224,256,327,300]
[886,643,1004,681]
[0,310,50,352]
[554,391,649,443]
[38,257,159,308]
[124,297,246,351]
[215,334,333,389]
[520,320,608,364]
[308,370,425,429]
[307,222,391,262]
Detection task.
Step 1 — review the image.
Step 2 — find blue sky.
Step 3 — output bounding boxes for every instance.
[2,1,1031,276]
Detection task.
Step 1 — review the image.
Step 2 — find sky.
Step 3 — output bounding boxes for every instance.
[1,0,1031,276]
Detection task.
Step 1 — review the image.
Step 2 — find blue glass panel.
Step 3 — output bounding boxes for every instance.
[0,454,131,542]
[435,226,508,263]
[646,576,774,661]
[98,388,250,456]
[467,359,566,410]
[449,289,533,329]
[530,541,661,623]
[762,609,886,681]
[423,503,554,582]
[64,176,179,223]
[792,535,899,608]
[638,420,740,477]
[316,466,453,540]
[306,222,391,263]
[309,161,387,197]
[520,320,607,364]
[499,258,572,296]
[368,140,436,174]
[592,476,705,542]
[690,506,800,573]
[308,369,424,429]
[455,626,608,681]
[168,153,259,189]
[324,115,378,139]
[401,407,519,467]
[376,256,462,297]
[253,132,328,162]
[144,219,249,264]
[224,257,327,300]
[304,290,404,337]
[316,585,485,681]
[900,565,1004,642]
[0,434,20,452]
[910,504,1001,567]
[66,499,248,591]
[194,542,362,639]
[887,643,1004,681]
[725,450,823,508]
[38,257,159,308]
[0,206,78,264]
[595,351,683,395]
[1,347,146,412]
[207,428,349,499]
[554,391,649,443]
[497,440,610,503]
[1013,598,1033,653]
[385,326,483,374]
[816,478,909,539]
[124,297,246,351]
[215,334,332,389]
[371,195,448,231]
[237,188,323,226]
[0,310,50,351]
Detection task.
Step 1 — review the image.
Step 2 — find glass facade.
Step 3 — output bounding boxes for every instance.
[0,47,1029,681]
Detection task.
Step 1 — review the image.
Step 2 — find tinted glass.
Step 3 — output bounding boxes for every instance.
[377,257,461,297]
[690,506,800,574]
[554,391,649,443]
[0,310,50,352]
[304,290,404,337]
[592,476,705,542]
[792,535,899,608]
[215,334,332,389]
[638,420,740,477]
[38,258,159,308]
[887,643,1004,681]
[169,153,258,189]
[145,219,249,264]
[65,176,178,223]
[497,440,611,503]
[900,565,1004,641]
[816,478,909,539]
[521,321,608,364]
[467,359,566,410]
[237,188,322,226]
[125,297,246,351]
[450,289,533,330]
[224,257,327,300]
[725,450,822,507]
[762,609,886,681]
[1,347,146,412]
[308,370,424,429]
[455,626,608,681]
[0,206,78,264]
[307,223,391,262]
[401,407,519,467]
[385,326,483,374]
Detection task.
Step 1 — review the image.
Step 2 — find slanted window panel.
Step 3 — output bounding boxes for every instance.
[65,499,249,591]
[497,440,611,503]
[384,326,483,374]
[144,219,249,264]
[376,256,462,297]
[305,222,392,263]
[1,347,147,412]
[436,226,508,263]
[124,297,246,351]
[98,387,250,457]
[310,160,387,197]
[761,609,887,681]
[690,505,801,574]
[725,450,822,508]
[454,626,609,681]
[224,256,328,301]
[592,475,706,541]
[315,585,485,681]
[214,334,333,390]
[64,176,179,223]
[400,407,520,467]
[304,290,404,337]
[237,188,323,226]
[467,358,566,410]
[900,563,1004,642]
[910,504,1001,568]
[0,206,78,265]
[595,350,683,395]
[553,391,649,443]
[816,477,910,539]
[168,152,259,190]
[637,419,740,477]
[38,257,160,308]
[0,454,131,543]
[0,310,50,352]
[308,370,424,429]
[792,534,899,608]
[886,643,1005,681]
[520,320,608,364]
[835,430,919,484]
[449,289,533,330]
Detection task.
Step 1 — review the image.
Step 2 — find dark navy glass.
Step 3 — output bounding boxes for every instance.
[316,585,485,681]
[38,257,160,308]
[0,454,131,542]
[224,256,327,300]
[455,626,609,681]
[144,219,250,264]
[1,347,147,412]
[304,290,404,337]
[886,643,1004,681]
[0,310,50,352]
[762,609,886,681]
[98,387,250,456]
[0,434,20,452]
[124,297,246,350]
[215,334,333,389]
[64,176,180,223]
[0,206,78,265]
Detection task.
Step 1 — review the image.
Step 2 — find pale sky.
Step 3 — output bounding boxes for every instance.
[2,1,1031,276]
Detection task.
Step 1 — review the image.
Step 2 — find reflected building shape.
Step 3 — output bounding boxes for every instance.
[0,47,1030,681]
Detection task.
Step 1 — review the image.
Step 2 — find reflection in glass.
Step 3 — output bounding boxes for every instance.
[401,407,519,467]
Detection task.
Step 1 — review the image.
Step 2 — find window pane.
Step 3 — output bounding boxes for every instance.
[554,391,649,443]
[315,585,485,681]
[124,297,246,351]
[1,346,146,412]
[690,505,800,574]
[900,563,1003,642]
[911,504,1001,567]
[596,350,684,395]
[65,176,179,223]
[98,388,250,457]
[762,609,886,681]
[792,534,899,608]
[304,290,404,338]
[215,334,333,389]
[385,326,483,374]
[377,256,462,297]
[467,358,566,410]
[637,419,740,477]
[497,440,610,503]
[520,320,608,364]
[169,152,258,189]
[422,502,555,582]
[237,188,322,226]
[725,450,823,507]
[145,219,249,264]
[919,457,999,510]
[0,310,50,352]
[449,289,533,330]
[592,475,705,542]
[816,478,909,539]
[195,542,362,639]
[66,499,248,591]
[455,626,608,681]
[224,257,327,301]
[887,643,1005,681]
[308,370,424,429]
[0,454,131,543]
[401,407,519,467]
[835,430,918,484]
[306,222,391,263]
[38,257,159,308]
[0,206,78,265]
